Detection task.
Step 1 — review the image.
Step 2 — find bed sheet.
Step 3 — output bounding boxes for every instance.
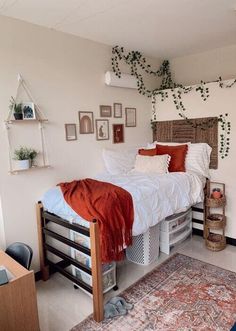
[41,171,205,236]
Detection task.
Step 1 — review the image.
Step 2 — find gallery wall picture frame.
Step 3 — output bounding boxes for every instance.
[113,124,124,144]
[65,123,77,141]
[95,119,109,141]
[78,111,94,134]
[125,107,136,127]
[113,103,122,118]
[22,102,36,120]
[100,105,112,117]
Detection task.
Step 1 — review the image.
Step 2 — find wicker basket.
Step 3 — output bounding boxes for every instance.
[206,214,226,229]
[206,233,226,251]
[206,196,226,208]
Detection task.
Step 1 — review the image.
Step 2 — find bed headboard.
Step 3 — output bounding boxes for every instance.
[152,117,218,169]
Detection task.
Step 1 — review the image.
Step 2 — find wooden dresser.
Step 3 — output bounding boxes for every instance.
[0,250,40,331]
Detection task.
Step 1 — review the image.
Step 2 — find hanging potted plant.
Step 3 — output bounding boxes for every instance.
[9,96,23,120]
[13,147,37,170]
[28,148,38,167]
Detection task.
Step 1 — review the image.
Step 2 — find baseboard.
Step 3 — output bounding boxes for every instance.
[192,228,236,246]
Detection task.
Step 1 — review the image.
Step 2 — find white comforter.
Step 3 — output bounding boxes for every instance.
[42,171,205,236]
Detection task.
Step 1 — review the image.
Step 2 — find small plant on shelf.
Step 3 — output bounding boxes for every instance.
[13,147,38,170]
[9,96,23,120]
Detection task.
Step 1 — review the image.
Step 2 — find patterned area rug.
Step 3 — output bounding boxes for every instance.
[72,254,236,331]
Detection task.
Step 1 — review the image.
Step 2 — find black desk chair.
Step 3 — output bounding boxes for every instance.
[5,242,33,270]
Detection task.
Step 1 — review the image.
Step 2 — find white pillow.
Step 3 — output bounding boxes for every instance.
[186,143,212,178]
[102,148,137,175]
[147,141,211,178]
[134,154,170,174]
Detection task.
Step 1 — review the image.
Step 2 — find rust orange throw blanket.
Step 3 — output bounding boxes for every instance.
[59,179,134,263]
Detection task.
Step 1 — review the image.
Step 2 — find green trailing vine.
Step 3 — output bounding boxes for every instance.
[111,46,234,159]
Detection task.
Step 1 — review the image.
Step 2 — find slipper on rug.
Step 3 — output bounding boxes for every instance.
[104,303,127,319]
[109,296,134,310]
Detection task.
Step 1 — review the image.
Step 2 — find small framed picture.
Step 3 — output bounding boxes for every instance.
[113,103,122,118]
[65,124,77,141]
[22,102,36,120]
[100,105,112,117]
[125,107,136,127]
[96,119,109,141]
[78,111,94,134]
[113,124,124,144]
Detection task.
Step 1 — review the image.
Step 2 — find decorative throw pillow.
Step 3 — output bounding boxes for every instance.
[156,144,188,172]
[134,154,170,174]
[138,148,157,156]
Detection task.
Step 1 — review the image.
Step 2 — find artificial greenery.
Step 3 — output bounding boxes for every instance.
[111,46,234,158]
[14,147,38,161]
[9,96,22,114]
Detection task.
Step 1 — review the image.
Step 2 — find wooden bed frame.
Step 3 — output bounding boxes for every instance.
[36,117,217,323]
[36,203,104,322]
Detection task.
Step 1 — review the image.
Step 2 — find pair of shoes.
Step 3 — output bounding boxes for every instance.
[104,296,133,319]
[104,302,127,319]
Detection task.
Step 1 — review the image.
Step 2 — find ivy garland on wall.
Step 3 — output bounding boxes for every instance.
[111,46,234,158]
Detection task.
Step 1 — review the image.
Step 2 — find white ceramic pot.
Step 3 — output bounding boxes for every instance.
[15,159,30,170]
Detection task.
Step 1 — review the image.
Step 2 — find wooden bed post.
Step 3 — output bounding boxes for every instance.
[36,203,50,281]
[90,220,104,322]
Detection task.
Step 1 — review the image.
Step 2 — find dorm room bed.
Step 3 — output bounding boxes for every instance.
[36,117,217,323]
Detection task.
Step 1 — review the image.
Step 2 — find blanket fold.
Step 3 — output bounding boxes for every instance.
[59,178,134,263]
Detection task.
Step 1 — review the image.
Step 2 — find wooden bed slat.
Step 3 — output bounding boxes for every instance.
[43,228,91,256]
[43,211,90,237]
[44,243,92,275]
[46,260,93,294]
[153,117,218,169]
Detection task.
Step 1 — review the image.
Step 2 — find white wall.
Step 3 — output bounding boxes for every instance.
[0,16,160,270]
[157,45,236,239]
[0,198,6,250]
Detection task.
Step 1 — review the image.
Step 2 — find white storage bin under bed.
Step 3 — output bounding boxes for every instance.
[72,262,116,294]
[160,209,192,255]
[70,227,116,295]
[126,223,160,265]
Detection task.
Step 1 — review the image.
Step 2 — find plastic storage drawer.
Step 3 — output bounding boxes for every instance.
[72,231,90,249]
[72,262,116,294]
[160,209,192,254]
[161,209,192,232]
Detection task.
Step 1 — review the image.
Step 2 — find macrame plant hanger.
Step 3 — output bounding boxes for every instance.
[5,74,49,174]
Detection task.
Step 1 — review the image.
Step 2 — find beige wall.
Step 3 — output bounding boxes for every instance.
[0,16,160,270]
[171,44,236,86]
[157,45,236,239]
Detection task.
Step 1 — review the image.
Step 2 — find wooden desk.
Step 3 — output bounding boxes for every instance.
[0,250,40,331]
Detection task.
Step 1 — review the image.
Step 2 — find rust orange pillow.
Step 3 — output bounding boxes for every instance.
[156,144,188,172]
[138,148,157,156]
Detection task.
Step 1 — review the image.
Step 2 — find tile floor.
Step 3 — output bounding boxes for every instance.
[36,235,236,331]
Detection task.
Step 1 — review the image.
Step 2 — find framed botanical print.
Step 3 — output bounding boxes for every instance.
[65,123,77,141]
[100,105,112,117]
[96,119,109,141]
[113,103,122,118]
[78,111,94,134]
[113,124,124,144]
[125,107,136,127]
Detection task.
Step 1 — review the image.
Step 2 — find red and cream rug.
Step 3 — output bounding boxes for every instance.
[72,254,236,331]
